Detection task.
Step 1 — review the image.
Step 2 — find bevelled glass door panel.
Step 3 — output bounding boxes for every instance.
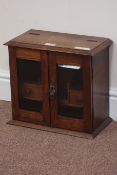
[57,64,83,119]
[49,52,92,132]
[13,48,50,125]
[17,59,42,112]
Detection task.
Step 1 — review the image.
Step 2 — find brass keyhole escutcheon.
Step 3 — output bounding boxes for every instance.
[49,83,56,98]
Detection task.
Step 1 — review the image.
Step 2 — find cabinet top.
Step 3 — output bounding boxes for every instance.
[5,29,113,56]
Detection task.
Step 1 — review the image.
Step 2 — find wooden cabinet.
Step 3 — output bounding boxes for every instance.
[5,29,113,137]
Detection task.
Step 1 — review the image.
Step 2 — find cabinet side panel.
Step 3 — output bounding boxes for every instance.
[8,46,20,119]
[92,48,109,129]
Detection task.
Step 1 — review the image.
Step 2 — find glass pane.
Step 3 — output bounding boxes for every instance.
[57,64,83,119]
[17,59,42,112]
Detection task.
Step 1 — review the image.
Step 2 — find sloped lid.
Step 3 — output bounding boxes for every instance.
[5,29,113,56]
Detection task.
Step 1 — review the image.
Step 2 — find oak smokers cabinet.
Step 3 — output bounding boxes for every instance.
[5,29,113,137]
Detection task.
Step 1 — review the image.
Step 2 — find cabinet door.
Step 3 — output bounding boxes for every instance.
[9,47,50,125]
[49,52,92,132]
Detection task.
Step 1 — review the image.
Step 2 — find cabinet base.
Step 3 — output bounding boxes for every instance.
[7,117,112,139]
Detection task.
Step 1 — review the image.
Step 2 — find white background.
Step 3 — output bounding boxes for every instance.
[0,0,117,119]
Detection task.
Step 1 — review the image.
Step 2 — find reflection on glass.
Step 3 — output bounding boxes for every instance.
[17,59,42,112]
[57,64,83,119]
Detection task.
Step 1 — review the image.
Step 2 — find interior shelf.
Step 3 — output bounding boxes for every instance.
[19,98,42,112]
[60,100,83,108]
[58,104,83,119]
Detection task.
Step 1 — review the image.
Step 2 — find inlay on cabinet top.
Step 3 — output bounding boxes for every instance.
[5,29,112,55]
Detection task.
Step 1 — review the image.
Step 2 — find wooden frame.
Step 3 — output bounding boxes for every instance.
[9,47,50,125]
[5,29,113,137]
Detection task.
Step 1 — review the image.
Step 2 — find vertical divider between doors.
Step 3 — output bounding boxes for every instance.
[41,50,50,125]
[47,51,51,126]
[48,52,58,127]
